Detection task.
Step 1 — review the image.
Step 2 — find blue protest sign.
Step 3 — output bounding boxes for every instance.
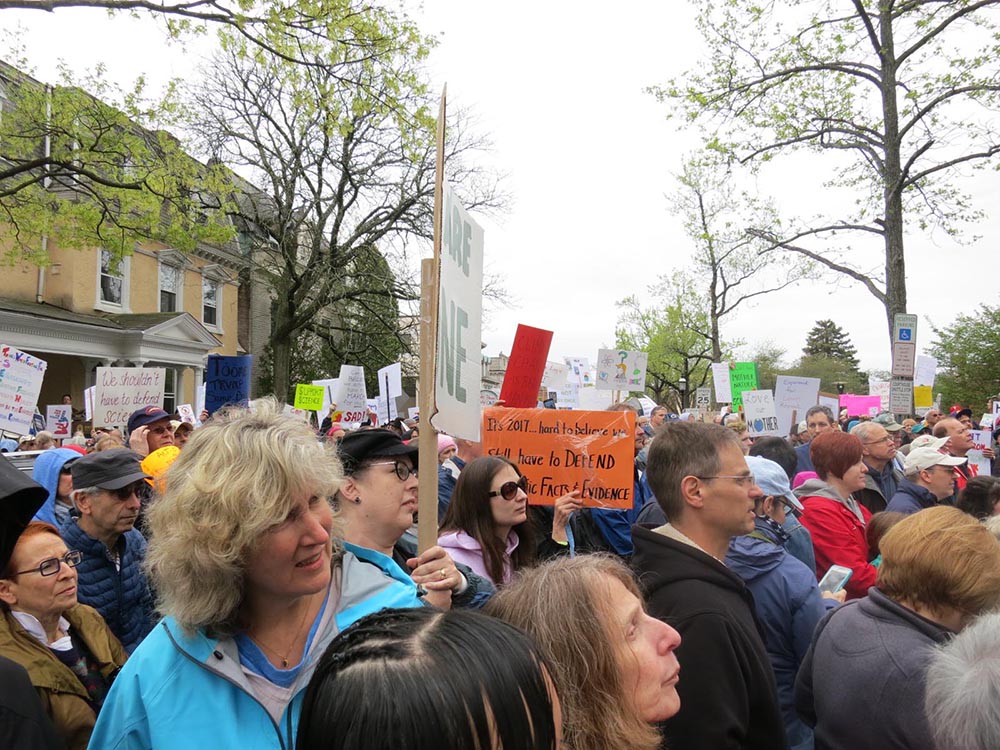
[205,355,253,414]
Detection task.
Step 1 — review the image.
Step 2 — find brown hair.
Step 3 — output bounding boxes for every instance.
[866,511,907,559]
[485,556,661,750]
[439,456,537,585]
[878,506,1000,617]
[645,421,740,520]
[810,431,863,481]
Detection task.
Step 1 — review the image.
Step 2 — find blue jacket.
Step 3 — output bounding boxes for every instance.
[89,544,424,750]
[886,479,939,515]
[60,519,154,654]
[589,465,646,556]
[437,456,466,523]
[794,443,814,475]
[782,514,816,575]
[726,517,833,750]
[31,448,79,527]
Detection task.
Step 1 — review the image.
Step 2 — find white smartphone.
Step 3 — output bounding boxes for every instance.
[818,564,853,594]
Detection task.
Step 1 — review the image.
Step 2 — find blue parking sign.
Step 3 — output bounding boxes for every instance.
[899,328,912,341]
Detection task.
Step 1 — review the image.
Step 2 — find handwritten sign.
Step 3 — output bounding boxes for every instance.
[564,357,592,387]
[177,404,197,425]
[482,407,636,509]
[205,354,252,415]
[499,325,553,408]
[332,365,368,427]
[774,376,820,437]
[94,367,166,428]
[914,355,937,387]
[541,362,569,389]
[480,389,499,408]
[377,362,402,424]
[968,430,992,476]
[554,382,580,409]
[293,384,325,411]
[711,363,732,404]
[311,378,339,419]
[595,349,648,392]
[868,380,891,412]
[729,362,759,409]
[840,394,882,418]
[46,405,72,437]
[743,390,780,437]
[0,345,47,435]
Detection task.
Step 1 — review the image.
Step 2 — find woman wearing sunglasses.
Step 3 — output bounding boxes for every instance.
[0,521,127,750]
[439,456,576,586]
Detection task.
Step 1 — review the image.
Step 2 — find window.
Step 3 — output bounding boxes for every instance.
[98,249,127,308]
[162,368,176,414]
[159,262,182,312]
[202,277,219,327]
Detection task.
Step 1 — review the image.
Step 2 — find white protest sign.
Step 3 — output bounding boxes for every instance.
[376,363,402,425]
[711,363,732,404]
[407,407,420,420]
[564,357,592,387]
[282,404,310,422]
[177,404,198,425]
[914,355,937,387]
[595,349,648,392]
[555,382,580,409]
[434,182,485,441]
[84,386,95,422]
[46,405,72,437]
[195,383,206,417]
[311,378,339,419]
[980,413,995,430]
[774,376,821,437]
[0,345,47,435]
[332,366,368,427]
[743,390,781,437]
[819,394,840,414]
[541,361,569,389]
[868,380,891,412]
[968,430,992,476]
[577,386,612,411]
[636,395,659,416]
[480,389,499,408]
[94,367,166,429]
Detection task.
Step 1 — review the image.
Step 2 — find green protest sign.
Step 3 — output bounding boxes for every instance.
[293,384,325,411]
[728,362,759,409]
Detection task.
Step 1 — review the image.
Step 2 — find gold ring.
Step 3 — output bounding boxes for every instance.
[439,569,447,580]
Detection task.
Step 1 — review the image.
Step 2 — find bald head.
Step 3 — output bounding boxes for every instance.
[934,418,973,456]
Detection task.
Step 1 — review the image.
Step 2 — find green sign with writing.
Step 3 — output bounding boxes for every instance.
[729,362,760,409]
[293,383,325,411]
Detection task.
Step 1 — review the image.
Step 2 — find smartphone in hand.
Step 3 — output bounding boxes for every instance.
[818,564,853,594]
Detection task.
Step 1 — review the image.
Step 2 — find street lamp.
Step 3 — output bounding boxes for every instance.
[678,377,687,410]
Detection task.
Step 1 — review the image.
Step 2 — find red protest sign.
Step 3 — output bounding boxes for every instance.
[498,324,553,408]
[482,407,636,509]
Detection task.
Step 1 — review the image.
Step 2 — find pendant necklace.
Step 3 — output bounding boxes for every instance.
[250,600,313,669]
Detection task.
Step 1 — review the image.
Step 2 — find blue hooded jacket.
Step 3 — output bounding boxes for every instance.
[886,479,939,515]
[30,448,80,527]
[726,516,834,750]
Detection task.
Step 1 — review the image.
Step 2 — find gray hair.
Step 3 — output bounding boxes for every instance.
[849,421,881,443]
[925,612,1000,750]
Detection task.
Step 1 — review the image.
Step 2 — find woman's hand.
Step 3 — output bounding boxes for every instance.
[551,490,583,543]
[407,546,465,610]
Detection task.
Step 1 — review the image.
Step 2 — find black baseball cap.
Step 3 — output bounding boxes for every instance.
[0,455,48,570]
[337,429,419,475]
[127,406,173,434]
[71,448,151,491]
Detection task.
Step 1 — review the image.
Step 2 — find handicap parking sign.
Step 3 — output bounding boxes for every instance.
[899,328,912,341]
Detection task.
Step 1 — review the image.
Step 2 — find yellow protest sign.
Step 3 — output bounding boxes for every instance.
[481,407,636,509]
[294,384,325,411]
[913,385,933,409]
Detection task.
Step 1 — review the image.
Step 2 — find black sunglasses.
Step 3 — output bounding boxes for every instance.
[110,482,144,501]
[488,475,529,501]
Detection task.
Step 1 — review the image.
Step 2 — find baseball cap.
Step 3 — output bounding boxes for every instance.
[904,447,966,473]
[746,455,804,512]
[953,408,974,420]
[71,448,151,491]
[910,434,949,451]
[337,429,419,475]
[141,446,181,491]
[127,406,172,434]
[873,413,903,432]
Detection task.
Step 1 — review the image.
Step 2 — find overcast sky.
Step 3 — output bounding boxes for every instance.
[5,2,997,375]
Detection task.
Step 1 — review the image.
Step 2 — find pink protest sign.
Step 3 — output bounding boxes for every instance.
[499,325,554,408]
[839,394,882,418]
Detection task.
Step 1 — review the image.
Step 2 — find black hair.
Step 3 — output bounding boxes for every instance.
[297,608,559,750]
[957,476,1000,520]
[749,437,797,481]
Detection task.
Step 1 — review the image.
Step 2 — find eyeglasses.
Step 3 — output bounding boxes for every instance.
[366,461,417,481]
[488,475,529,501]
[864,435,894,445]
[696,474,757,488]
[110,482,144,501]
[11,550,83,577]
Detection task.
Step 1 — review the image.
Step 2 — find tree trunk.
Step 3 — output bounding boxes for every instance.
[270,293,295,403]
[880,5,908,341]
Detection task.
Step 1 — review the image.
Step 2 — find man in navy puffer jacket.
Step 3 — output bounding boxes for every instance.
[61,449,155,653]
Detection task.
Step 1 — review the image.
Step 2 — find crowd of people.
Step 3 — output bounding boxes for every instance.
[1,394,999,750]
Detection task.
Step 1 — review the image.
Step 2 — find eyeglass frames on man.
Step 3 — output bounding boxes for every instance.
[488,475,529,501]
[11,550,83,577]
[695,474,757,488]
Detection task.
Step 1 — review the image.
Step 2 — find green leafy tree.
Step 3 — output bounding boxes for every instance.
[803,320,862,372]
[786,355,868,395]
[671,152,813,361]
[657,0,1000,340]
[929,304,1000,408]
[744,341,786,393]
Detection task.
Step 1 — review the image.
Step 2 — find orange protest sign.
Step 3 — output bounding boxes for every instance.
[482,407,636,509]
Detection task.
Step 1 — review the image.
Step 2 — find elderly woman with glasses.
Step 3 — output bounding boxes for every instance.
[438,456,575,586]
[0,521,128,750]
[336,430,494,610]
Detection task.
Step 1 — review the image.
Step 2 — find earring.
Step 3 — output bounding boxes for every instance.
[352,497,362,505]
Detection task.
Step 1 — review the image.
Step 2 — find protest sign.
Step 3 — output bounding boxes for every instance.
[333,366,368,426]
[311,378,339,419]
[595,349,649,392]
[840,394,882,417]
[541,362,569,390]
[980,413,995,430]
[773,376,820,437]
[480,390,499,408]
[407,407,420,420]
[819,393,840,414]
[293,384,325,411]
[564,357,592,387]
[969,430,992,476]
[729,362,759,409]
[500,325,553,408]
[94,367,165,428]
[45,405,72,437]
[913,385,933,409]
[482,407,636,509]
[84,386,95,422]
[282,404,310,421]
[377,363,403,424]
[177,404,197,425]
[914,355,937,387]
[711,363,732,404]
[435,182,485,441]
[205,355,252,414]
[743,390,781,437]
[868,380,891,412]
[0,345,47,435]
[554,382,579,409]
[636,395,659,416]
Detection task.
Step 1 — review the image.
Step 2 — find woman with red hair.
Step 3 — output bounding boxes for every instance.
[793,431,877,600]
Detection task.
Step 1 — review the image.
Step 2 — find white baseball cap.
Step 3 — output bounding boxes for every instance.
[904,446,966,473]
[909,435,949,451]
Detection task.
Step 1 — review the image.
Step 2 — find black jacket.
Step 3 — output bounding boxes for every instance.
[631,525,788,750]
